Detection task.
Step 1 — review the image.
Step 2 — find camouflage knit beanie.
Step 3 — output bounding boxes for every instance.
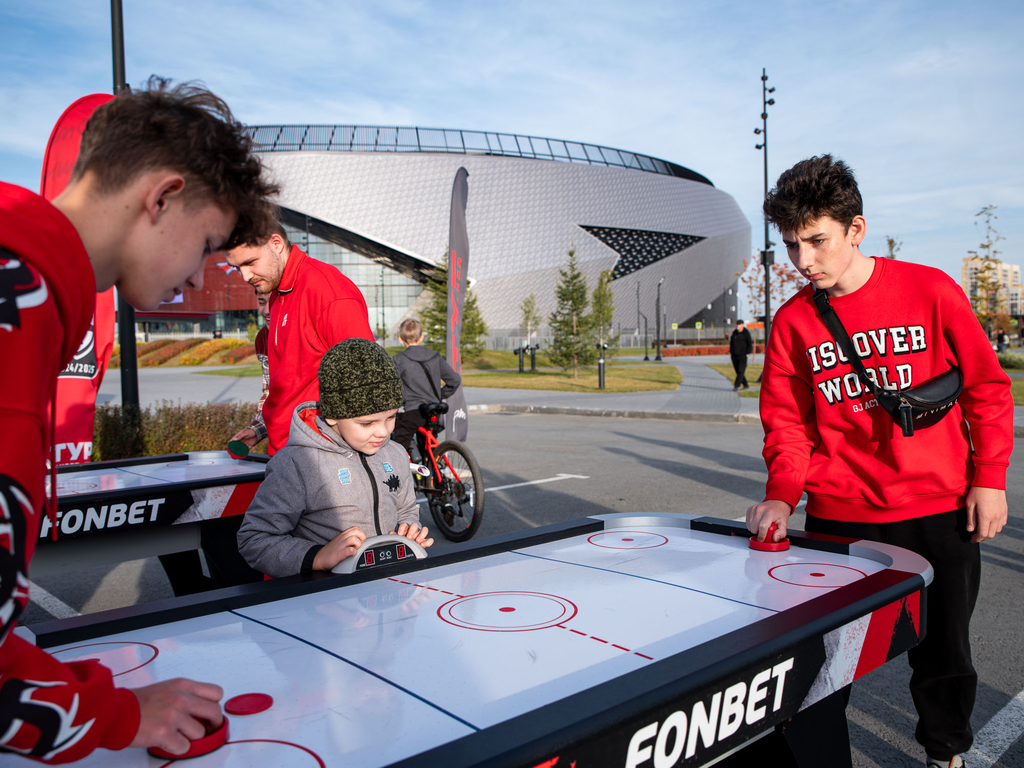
[318,338,404,420]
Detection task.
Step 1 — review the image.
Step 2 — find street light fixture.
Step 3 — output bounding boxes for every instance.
[654,277,665,362]
[754,68,776,344]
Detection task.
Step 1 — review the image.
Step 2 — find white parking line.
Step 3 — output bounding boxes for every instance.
[488,474,589,493]
[29,580,80,619]
[966,689,1024,767]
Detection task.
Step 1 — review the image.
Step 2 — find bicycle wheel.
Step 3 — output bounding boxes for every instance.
[426,440,484,542]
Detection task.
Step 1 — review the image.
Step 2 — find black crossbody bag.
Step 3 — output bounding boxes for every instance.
[811,289,963,437]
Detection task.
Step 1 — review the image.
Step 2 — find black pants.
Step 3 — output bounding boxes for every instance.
[392,410,426,454]
[805,510,980,761]
[731,354,748,388]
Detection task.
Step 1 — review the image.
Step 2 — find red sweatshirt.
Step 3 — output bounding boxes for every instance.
[761,257,1012,523]
[0,182,140,761]
[264,246,374,454]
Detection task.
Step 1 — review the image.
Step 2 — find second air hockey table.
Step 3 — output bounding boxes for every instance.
[35,452,268,586]
[22,512,932,768]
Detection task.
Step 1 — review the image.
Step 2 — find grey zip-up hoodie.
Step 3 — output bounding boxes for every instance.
[238,401,419,577]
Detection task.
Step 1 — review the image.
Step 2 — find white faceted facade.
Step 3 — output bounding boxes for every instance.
[256,137,750,332]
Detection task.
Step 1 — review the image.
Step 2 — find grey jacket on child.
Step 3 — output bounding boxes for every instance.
[238,401,419,578]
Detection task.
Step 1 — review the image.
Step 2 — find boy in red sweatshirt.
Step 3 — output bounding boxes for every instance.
[0,77,278,762]
[747,155,1012,768]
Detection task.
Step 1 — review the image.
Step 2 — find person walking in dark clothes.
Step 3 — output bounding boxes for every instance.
[730,319,754,390]
[392,318,462,454]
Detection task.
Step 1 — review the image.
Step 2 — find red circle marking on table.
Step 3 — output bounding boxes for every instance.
[52,641,159,677]
[768,563,868,588]
[225,693,274,715]
[587,531,668,550]
[156,740,326,768]
[438,592,578,631]
[149,716,229,760]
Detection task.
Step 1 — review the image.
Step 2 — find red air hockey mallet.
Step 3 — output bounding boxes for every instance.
[227,440,250,460]
[148,717,229,760]
[749,522,790,552]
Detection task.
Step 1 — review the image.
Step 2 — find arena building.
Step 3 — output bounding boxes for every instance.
[244,125,750,343]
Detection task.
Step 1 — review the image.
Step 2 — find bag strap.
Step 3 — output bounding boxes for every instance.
[811,289,914,435]
[415,359,444,403]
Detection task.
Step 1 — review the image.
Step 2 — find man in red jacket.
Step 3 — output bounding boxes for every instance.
[0,78,278,762]
[224,223,374,455]
[747,156,1011,768]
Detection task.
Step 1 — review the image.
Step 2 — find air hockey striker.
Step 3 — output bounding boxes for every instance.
[20,513,931,768]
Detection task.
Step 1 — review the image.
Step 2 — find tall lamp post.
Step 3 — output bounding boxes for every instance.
[111,0,140,411]
[754,68,776,344]
[654,277,664,361]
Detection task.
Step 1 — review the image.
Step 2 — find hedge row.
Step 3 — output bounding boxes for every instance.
[222,344,257,363]
[662,345,764,357]
[93,401,258,461]
[139,338,205,367]
[177,338,246,366]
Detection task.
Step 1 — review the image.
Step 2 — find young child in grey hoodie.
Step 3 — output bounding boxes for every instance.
[238,338,433,577]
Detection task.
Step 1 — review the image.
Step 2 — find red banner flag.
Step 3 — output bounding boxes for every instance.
[41,94,117,464]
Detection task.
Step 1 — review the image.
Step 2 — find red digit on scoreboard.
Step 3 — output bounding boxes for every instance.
[397,544,406,559]
[364,551,375,566]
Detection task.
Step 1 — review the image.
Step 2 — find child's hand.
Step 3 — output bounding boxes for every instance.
[313,526,367,571]
[391,522,434,549]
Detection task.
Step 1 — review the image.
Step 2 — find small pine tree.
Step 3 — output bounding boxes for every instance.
[548,244,595,378]
[591,270,619,357]
[418,251,487,360]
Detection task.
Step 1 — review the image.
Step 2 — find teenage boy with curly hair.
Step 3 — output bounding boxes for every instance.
[747,155,1011,768]
[0,77,278,763]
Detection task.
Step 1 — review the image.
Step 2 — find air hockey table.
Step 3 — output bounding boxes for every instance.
[20,513,932,768]
[35,451,268,579]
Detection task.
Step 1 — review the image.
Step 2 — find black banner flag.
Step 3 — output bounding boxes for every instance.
[446,168,470,442]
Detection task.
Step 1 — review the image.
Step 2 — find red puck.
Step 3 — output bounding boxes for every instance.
[749,522,790,552]
[225,692,274,715]
[148,716,229,759]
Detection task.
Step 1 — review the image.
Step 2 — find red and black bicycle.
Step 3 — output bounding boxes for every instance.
[411,402,484,542]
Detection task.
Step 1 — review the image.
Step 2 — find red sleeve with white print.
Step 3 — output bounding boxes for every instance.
[0,256,140,762]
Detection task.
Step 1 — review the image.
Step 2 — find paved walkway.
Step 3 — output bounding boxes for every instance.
[99,354,1023,434]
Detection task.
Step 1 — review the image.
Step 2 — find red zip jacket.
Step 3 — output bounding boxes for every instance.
[761,257,1012,522]
[0,182,140,761]
[264,246,374,454]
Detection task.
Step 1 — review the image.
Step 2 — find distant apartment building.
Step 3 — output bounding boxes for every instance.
[961,257,1022,316]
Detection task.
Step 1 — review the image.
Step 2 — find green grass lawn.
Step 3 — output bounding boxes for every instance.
[1012,379,1024,406]
[707,362,763,397]
[460,364,681,392]
[194,365,262,377]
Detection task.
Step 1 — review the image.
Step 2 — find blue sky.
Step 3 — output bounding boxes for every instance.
[2,0,1021,312]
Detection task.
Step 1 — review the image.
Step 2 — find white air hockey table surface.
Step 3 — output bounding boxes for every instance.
[35,452,268,577]
[19,513,932,768]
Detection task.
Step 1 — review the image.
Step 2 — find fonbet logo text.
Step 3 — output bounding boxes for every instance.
[624,658,794,768]
[40,498,166,538]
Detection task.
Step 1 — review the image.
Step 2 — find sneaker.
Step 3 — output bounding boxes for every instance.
[926,756,965,768]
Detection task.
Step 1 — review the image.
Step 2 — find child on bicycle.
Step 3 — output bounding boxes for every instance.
[238,338,433,578]
[392,318,462,455]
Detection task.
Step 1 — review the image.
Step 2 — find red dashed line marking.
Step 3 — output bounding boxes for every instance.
[387,577,465,599]
[384,580,654,662]
[555,625,653,662]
